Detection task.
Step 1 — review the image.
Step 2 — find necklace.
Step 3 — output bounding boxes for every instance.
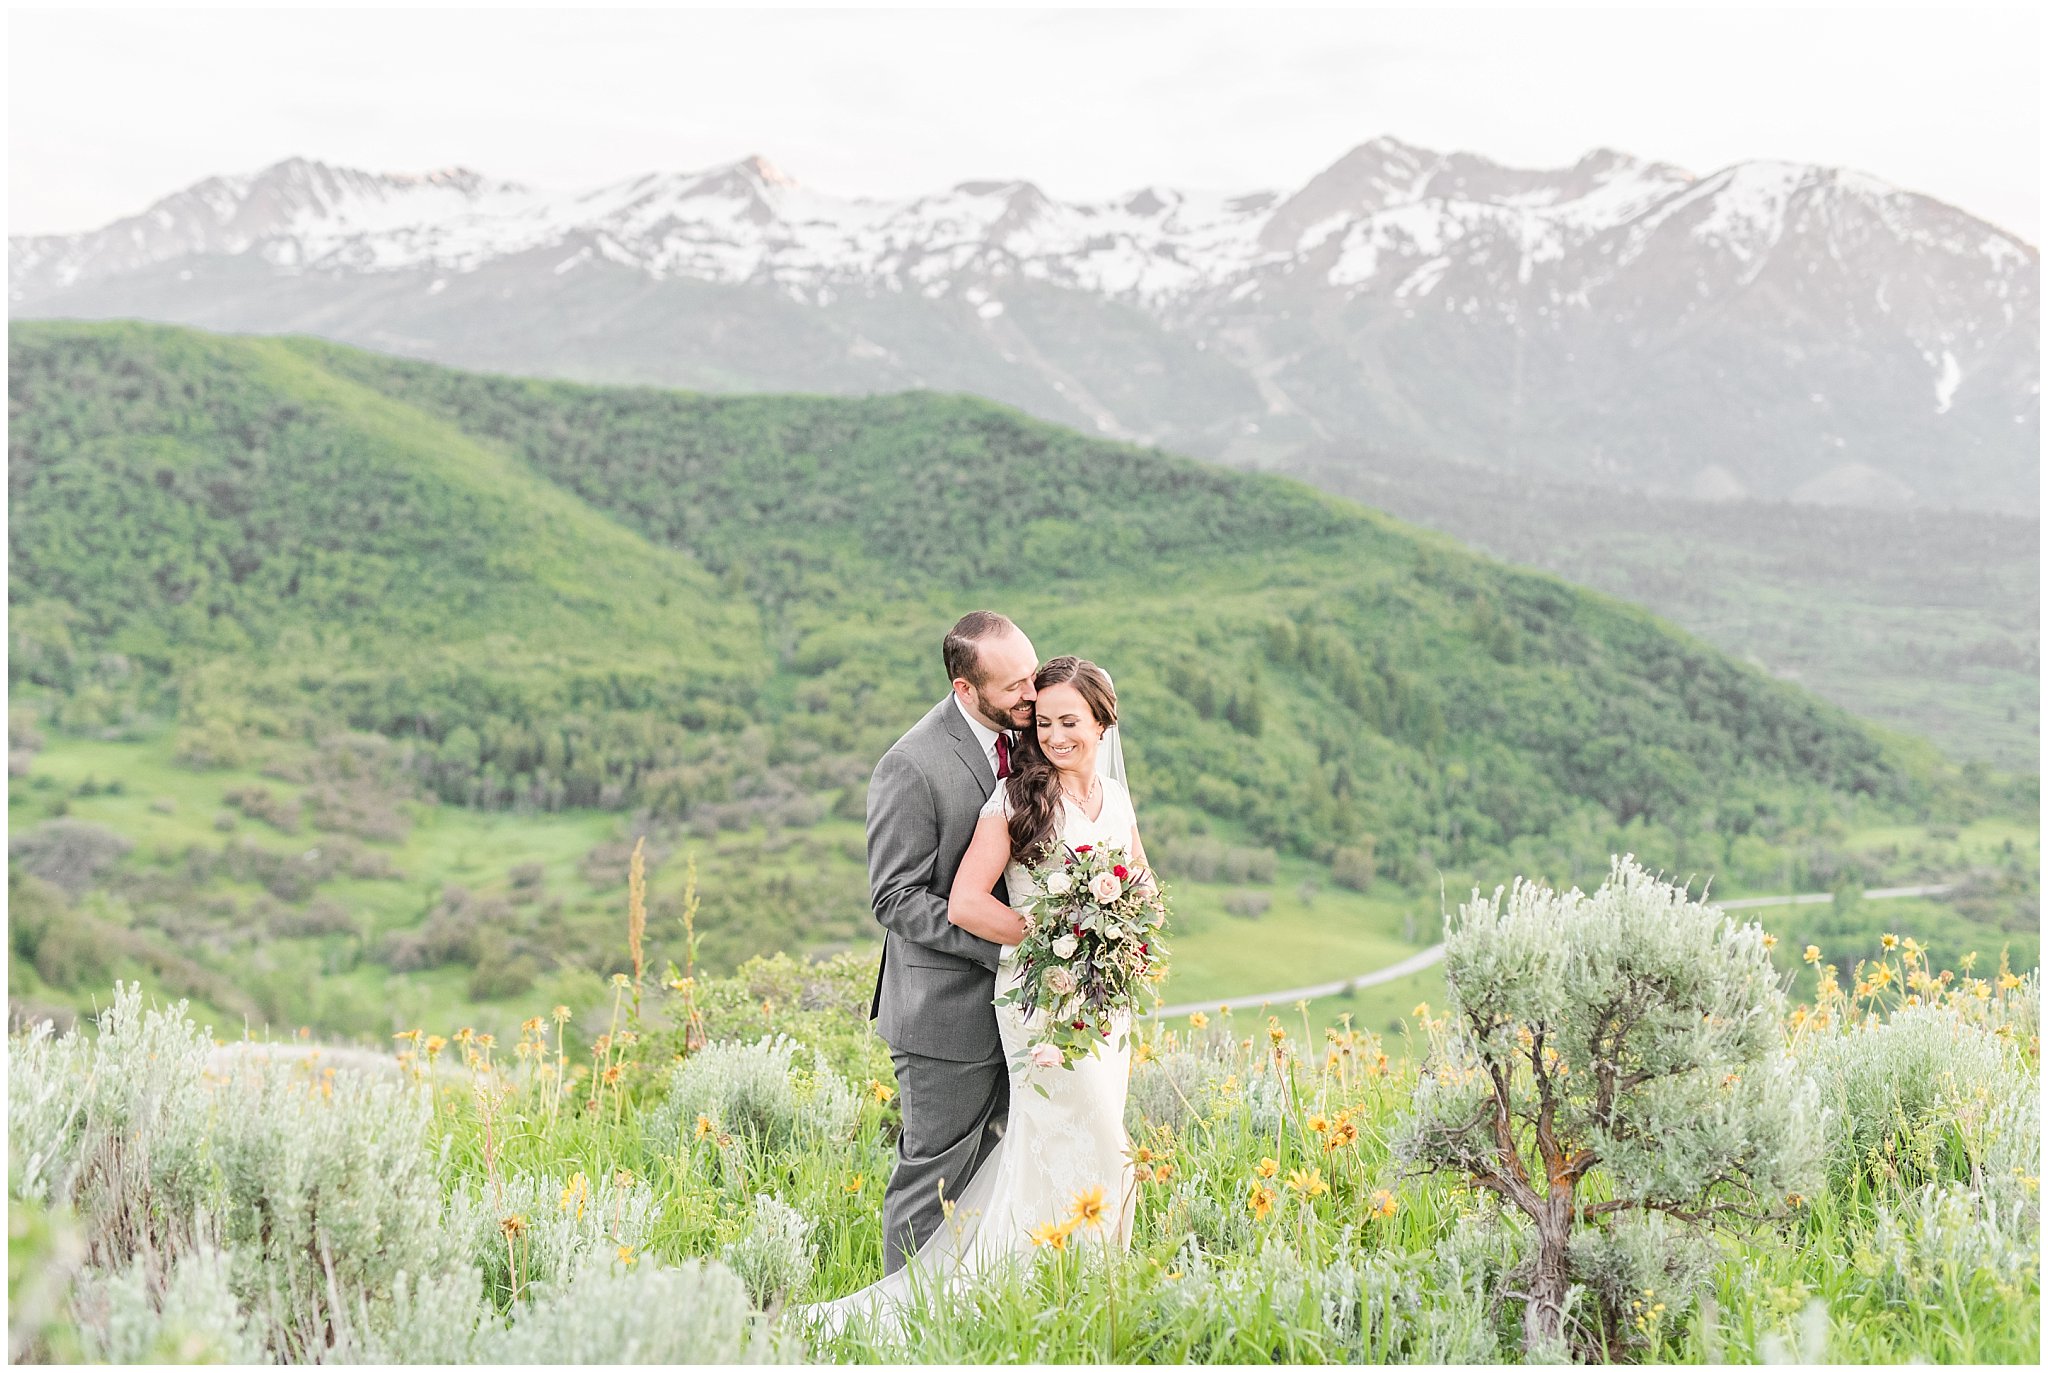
[1061,773,1101,807]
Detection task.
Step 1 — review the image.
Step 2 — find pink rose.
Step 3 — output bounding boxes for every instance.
[1089,872,1123,903]
[1030,1043,1063,1068]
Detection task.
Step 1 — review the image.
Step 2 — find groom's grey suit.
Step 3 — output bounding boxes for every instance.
[865,696,1011,1274]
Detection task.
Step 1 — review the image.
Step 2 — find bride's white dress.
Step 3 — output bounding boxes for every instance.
[806,775,1140,1336]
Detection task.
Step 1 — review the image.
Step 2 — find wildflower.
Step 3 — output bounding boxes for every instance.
[1248,1183,1276,1220]
[1069,1186,1107,1230]
[1369,1189,1398,1220]
[425,1035,447,1058]
[1285,1166,1329,1198]
[454,1027,474,1044]
[559,1173,590,1218]
[552,1004,572,1023]
[1411,1002,1430,1020]
[614,1169,634,1188]
[844,1176,864,1194]
[1267,1018,1287,1045]
[601,1064,624,1085]
[616,1244,637,1267]
[1762,933,1779,949]
[1881,933,1898,951]
[695,1114,715,1139]
[667,977,688,992]
[1804,945,1821,964]
[611,972,631,988]
[1307,1112,1330,1133]
[521,1016,543,1035]
[592,1033,612,1055]
[1971,979,1991,1001]
[1998,970,2024,993]
[1188,1011,1209,1030]
[1134,1039,1156,1065]
[1327,1118,1360,1150]
[1029,1219,1074,1250]
[1257,1156,1279,1178]
[1152,1161,1175,1182]
[501,1214,528,1239]
[394,1028,423,1045]
[869,1080,896,1104]
[1785,1193,1806,1209]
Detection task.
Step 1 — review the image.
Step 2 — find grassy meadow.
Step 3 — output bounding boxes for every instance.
[10,893,2039,1364]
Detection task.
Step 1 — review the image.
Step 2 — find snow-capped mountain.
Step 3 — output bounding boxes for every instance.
[10,137,2037,511]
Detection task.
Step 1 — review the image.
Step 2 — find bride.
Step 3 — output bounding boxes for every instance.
[806,656,1152,1336]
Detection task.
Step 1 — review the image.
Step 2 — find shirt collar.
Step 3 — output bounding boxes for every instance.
[950,691,1006,756]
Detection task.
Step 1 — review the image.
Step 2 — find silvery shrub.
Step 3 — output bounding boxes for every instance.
[1392,854,1823,1359]
[645,1034,859,1155]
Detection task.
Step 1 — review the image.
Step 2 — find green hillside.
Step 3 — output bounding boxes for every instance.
[8,321,2027,1038]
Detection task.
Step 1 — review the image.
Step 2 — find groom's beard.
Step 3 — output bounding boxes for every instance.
[967,688,1024,735]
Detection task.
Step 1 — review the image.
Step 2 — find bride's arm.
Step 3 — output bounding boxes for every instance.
[948,814,1029,945]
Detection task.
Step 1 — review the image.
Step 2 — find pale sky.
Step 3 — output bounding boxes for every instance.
[7,3,2041,243]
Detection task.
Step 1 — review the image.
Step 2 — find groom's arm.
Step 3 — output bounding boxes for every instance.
[866,750,1003,972]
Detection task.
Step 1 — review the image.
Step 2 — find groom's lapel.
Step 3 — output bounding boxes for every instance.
[940,698,998,797]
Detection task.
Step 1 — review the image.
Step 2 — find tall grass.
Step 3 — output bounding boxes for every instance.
[8,929,2037,1363]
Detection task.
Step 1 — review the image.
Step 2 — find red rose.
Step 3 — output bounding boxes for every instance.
[1113,865,1128,879]
[1075,845,1092,854]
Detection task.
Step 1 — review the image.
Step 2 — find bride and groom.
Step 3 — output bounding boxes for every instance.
[809,610,1149,1331]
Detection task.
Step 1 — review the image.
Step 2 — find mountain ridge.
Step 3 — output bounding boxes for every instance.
[10,139,2036,512]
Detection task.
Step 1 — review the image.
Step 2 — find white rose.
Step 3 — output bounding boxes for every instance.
[1089,872,1123,903]
[1046,966,1077,995]
[1030,1043,1064,1069]
[1051,934,1079,961]
[1044,871,1073,896]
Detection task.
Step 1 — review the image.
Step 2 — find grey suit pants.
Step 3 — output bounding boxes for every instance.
[881,1044,1010,1275]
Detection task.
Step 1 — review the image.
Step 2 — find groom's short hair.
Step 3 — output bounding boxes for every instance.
[944,611,1017,686]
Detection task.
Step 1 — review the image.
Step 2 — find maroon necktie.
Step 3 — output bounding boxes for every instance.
[994,734,1012,780]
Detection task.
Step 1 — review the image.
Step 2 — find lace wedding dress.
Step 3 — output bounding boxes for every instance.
[805,776,1140,1338]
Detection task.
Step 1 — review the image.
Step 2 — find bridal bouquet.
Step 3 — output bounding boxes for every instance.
[996,841,1171,1079]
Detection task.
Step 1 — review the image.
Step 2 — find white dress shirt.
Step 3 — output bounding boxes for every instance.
[950,692,1010,779]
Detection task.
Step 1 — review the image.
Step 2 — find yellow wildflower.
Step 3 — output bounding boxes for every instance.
[1369,1189,1398,1220]
[1188,1011,1209,1029]
[1412,1002,1430,1020]
[616,1244,637,1267]
[695,1114,714,1139]
[1762,933,1778,949]
[1069,1186,1108,1230]
[1998,971,2024,993]
[1804,945,1821,964]
[1029,1219,1075,1250]
[500,1213,528,1239]
[552,1004,572,1023]
[870,1080,896,1104]
[844,1176,864,1194]
[1285,1167,1329,1198]
[1307,1112,1329,1133]
[1256,1156,1279,1179]
[1267,1018,1287,1045]
[1327,1118,1360,1150]
[1881,933,1898,951]
[1248,1183,1275,1220]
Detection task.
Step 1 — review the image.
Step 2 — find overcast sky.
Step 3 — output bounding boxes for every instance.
[8,3,2041,243]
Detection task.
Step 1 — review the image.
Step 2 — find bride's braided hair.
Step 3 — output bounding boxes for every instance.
[1005,656,1118,862]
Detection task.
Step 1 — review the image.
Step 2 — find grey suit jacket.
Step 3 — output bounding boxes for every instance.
[866,696,1009,1061]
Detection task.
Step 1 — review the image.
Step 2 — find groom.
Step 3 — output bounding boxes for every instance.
[865,610,1039,1274]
